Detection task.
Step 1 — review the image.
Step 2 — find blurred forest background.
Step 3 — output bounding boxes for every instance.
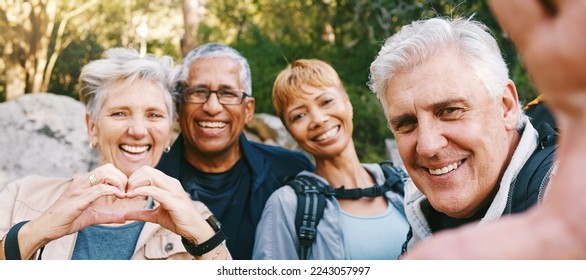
[0,0,538,163]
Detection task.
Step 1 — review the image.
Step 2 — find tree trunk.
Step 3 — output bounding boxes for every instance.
[1,0,95,99]
[182,0,204,57]
[5,56,26,101]
[1,1,32,100]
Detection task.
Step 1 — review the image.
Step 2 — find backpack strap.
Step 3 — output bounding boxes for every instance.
[286,175,333,260]
[286,163,407,260]
[505,122,557,214]
[400,226,413,257]
[379,161,407,198]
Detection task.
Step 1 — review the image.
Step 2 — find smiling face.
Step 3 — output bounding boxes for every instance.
[179,56,255,166]
[384,50,520,218]
[283,86,354,159]
[86,79,173,177]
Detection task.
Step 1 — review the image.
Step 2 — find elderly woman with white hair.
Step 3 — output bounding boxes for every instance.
[0,48,230,260]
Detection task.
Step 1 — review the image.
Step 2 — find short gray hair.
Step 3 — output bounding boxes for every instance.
[369,17,509,113]
[78,48,177,124]
[175,43,252,102]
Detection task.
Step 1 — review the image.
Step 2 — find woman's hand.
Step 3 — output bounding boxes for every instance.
[124,166,216,244]
[18,163,128,259]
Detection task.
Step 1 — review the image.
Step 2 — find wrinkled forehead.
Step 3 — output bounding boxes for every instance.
[385,54,488,115]
[185,57,242,85]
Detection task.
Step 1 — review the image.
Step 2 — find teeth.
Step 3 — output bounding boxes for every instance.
[120,145,149,154]
[429,160,462,175]
[198,121,226,128]
[316,127,339,141]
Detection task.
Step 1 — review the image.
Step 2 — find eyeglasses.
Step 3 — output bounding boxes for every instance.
[182,87,250,105]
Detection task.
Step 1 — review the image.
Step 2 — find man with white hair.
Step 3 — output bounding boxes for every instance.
[368,17,557,254]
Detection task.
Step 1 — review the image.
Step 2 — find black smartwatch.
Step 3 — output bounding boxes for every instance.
[181,215,227,256]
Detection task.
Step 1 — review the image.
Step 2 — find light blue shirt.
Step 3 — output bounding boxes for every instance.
[71,221,145,260]
[340,203,409,260]
[253,163,410,260]
[71,198,153,260]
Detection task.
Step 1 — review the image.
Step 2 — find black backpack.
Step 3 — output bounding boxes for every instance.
[524,95,558,132]
[504,122,557,214]
[284,161,408,260]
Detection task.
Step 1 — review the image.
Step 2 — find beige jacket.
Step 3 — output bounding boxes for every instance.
[0,176,193,260]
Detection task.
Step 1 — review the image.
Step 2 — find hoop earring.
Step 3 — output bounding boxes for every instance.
[164,146,171,153]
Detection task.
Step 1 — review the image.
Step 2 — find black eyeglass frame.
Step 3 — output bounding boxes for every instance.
[181,86,250,105]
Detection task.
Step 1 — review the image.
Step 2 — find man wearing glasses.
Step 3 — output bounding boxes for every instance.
[157,43,314,260]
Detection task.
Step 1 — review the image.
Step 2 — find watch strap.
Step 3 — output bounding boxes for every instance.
[5,220,30,260]
[182,215,227,256]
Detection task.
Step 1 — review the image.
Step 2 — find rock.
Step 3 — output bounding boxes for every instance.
[246,113,300,150]
[245,113,313,162]
[385,138,404,169]
[0,93,98,189]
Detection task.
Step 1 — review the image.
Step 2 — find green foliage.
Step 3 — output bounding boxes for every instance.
[49,33,104,99]
[1,0,537,163]
[221,0,541,163]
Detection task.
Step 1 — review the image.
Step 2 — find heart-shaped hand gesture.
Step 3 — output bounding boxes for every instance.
[125,166,215,242]
[28,163,129,242]
[19,164,220,259]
